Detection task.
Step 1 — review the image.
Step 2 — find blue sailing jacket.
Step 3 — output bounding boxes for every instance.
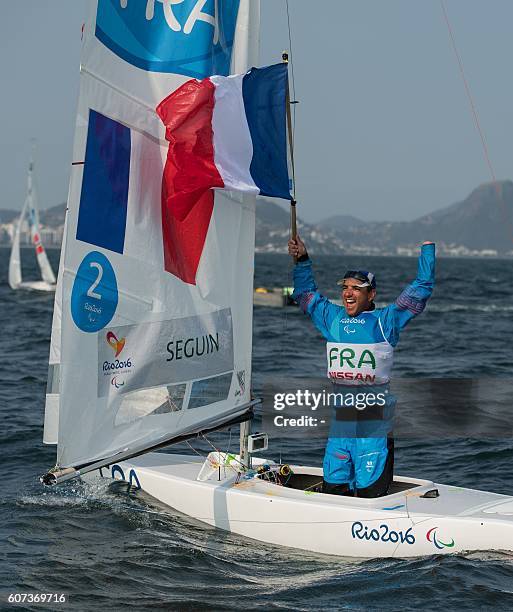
[293,244,436,436]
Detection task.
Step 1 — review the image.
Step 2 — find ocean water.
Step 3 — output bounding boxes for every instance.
[1,247,513,611]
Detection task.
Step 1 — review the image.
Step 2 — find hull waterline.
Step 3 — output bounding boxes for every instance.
[17,281,56,292]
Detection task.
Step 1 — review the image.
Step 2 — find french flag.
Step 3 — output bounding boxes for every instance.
[156,63,291,284]
[75,65,291,287]
[157,62,291,202]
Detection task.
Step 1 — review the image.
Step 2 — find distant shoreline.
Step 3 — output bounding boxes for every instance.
[1,246,511,261]
[0,245,62,250]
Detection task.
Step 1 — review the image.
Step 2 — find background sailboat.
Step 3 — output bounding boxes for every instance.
[8,145,56,291]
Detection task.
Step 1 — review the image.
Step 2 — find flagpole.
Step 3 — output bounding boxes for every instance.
[282,51,298,260]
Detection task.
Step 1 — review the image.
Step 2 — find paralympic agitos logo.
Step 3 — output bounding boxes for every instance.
[426,527,455,550]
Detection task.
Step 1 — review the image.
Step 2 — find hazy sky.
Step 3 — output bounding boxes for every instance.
[2,0,513,223]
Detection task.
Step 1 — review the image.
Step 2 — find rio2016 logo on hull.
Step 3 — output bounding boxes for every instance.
[351,521,416,545]
[96,0,241,78]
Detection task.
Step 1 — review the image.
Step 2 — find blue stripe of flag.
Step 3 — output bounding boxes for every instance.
[242,63,291,200]
[76,110,130,254]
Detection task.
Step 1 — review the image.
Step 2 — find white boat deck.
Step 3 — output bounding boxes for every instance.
[120,452,513,519]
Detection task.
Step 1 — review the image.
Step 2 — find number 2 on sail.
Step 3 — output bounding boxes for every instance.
[87,262,103,300]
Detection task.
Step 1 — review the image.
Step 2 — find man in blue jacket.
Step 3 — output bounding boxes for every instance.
[288,237,435,497]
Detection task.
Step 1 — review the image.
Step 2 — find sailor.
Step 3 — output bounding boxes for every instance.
[288,236,435,497]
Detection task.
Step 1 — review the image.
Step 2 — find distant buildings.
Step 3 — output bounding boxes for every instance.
[397,244,498,257]
[0,220,64,248]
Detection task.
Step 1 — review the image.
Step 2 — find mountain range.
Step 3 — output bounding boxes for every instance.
[257,181,513,256]
[2,181,513,256]
[0,205,67,227]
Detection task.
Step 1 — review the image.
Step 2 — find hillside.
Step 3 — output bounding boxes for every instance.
[0,202,66,226]
[255,197,342,254]
[317,181,513,256]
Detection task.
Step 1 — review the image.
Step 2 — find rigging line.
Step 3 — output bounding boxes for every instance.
[440,0,513,243]
[185,439,206,459]
[227,427,232,455]
[200,433,248,472]
[439,0,496,184]
[285,0,296,105]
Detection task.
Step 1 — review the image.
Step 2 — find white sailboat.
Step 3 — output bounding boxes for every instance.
[42,0,513,558]
[8,146,56,292]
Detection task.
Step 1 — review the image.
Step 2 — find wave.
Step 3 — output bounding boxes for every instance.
[427,303,513,313]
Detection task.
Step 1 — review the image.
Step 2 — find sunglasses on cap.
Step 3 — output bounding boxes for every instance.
[337,270,376,289]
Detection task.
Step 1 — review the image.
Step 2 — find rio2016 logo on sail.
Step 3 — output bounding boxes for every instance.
[103,331,133,374]
[95,0,241,78]
[351,521,416,545]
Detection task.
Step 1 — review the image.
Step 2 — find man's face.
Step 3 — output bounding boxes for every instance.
[341,278,376,316]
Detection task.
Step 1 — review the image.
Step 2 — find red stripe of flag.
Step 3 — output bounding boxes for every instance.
[157,78,224,285]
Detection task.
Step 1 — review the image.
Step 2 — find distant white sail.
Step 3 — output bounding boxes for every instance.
[8,198,28,289]
[46,0,260,468]
[9,148,57,292]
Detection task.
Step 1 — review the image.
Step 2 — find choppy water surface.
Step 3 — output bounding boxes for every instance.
[1,247,512,610]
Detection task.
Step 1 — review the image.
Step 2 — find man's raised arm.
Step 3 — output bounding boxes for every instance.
[379,242,436,346]
[287,236,341,339]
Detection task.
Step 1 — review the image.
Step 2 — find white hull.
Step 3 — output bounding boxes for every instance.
[16,281,56,292]
[99,452,513,558]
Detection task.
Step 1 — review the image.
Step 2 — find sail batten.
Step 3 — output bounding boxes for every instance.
[45,0,260,470]
[81,66,156,113]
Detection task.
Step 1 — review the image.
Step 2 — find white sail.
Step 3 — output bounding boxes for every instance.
[46,0,260,469]
[8,197,28,289]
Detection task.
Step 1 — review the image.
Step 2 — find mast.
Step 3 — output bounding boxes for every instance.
[239,418,252,469]
[282,52,297,253]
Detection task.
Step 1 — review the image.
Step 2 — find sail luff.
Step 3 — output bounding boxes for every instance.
[44,231,64,445]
